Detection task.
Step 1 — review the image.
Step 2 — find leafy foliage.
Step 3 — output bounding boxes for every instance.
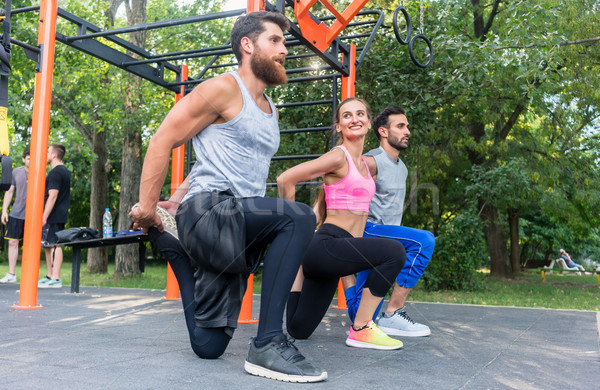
[422,207,486,291]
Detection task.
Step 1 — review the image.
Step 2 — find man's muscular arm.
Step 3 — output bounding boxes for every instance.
[130,75,241,232]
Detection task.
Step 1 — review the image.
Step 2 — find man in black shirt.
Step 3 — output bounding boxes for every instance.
[38,143,70,288]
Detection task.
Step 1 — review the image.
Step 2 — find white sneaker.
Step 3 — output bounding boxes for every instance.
[39,277,62,288]
[377,308,431,337]
[0,273,17,283]
[38,276,53,287]
[155,205,178,240]
[131,203,178,239]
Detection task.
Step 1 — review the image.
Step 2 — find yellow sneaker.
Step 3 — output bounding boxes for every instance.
[346,320,404,350]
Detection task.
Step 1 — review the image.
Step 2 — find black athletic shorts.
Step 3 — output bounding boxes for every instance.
[5,217,25,240]
[41,223,65,247]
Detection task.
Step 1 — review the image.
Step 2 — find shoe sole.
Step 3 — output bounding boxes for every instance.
[378,326,431,337]
[244,361,327,383]
[155,206,178,240]
[39,284,62,289]
[345,338,403,350]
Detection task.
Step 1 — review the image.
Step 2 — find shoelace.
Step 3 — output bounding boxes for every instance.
[397,309,415,324]
[276,337,305,363]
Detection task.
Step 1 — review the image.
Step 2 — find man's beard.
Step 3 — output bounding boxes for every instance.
[388,133,408,151]
[251,48,288,85]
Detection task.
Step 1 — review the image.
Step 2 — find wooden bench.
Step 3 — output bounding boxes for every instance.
[55,233,150,293]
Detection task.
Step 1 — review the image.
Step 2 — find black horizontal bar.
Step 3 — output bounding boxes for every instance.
[286,74,339,83]
[147,44,231,60]
[280,127,330,134]
[271,154,321,160]
[285,65,333,74]
[65,10,243,42]
[122,48,232,66]
[10,38,39,53]
[11,6,40,15]
[276,100,332,108]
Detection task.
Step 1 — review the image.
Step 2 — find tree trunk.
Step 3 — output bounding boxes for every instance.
[87,127,109,273]
[114,130,142,276]
[481,202,510,277]
[113,0,147,277]
[50,95,110,273]
[530,241,541,263]
[520,241,529,267]
[508,208,520,275]
[544,246,554,263]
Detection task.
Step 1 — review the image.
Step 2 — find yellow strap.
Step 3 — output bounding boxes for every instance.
[0,106,9,156]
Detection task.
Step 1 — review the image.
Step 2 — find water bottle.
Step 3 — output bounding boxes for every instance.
[102,208,113,238]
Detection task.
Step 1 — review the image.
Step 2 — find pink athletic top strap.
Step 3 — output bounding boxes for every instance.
[323,145,375,212]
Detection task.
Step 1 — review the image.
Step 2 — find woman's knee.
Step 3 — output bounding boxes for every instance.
[287,322,314,340]
[387,240,407,271]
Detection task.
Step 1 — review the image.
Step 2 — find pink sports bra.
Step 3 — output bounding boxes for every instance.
[324,145,375,213]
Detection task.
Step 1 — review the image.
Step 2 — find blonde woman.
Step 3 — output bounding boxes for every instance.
[278,98,406,350]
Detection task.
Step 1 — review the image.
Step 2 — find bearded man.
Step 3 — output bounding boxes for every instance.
[130,11,326,383]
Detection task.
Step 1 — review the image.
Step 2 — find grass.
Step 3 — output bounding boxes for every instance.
[408,271,600,311]
[1,259,598,311]
[0,259,168,290]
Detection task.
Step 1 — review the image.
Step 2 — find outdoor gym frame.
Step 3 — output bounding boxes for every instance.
[5,0,388,308]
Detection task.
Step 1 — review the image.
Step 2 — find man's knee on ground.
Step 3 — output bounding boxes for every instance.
[190,327,232,359]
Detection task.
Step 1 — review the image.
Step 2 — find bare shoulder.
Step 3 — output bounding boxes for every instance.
[189,73,237,104]
[363,155,377,177]
[322,147,349,181]
[323,147,347,168]
[188,73,242,122]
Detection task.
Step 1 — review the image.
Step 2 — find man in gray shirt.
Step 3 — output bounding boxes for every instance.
[344,106,436,337]
[129,12,325,383]
[1,147,29,283]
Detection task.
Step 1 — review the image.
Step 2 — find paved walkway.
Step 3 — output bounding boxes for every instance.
[1,284,598,389]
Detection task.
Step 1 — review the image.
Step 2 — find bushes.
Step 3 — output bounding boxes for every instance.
[422,211,487,291]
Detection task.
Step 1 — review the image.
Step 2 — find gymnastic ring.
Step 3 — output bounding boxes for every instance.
[392,6,412,45]
[408,34,434,68]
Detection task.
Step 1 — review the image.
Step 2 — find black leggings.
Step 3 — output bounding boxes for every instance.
[286,223,406,339]
[151,196,315,357]
[150,229,230,359]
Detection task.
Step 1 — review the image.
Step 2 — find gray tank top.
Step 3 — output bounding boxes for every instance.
[184,71,280,200]
[365,147,408,225]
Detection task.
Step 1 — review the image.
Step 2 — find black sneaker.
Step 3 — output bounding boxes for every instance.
[244,334,327,383]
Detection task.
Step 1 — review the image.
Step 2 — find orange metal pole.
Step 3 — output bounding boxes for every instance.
[246,0,266,12]
[163,65,188,301]
[333,44,356,311]
[13,0,58,309]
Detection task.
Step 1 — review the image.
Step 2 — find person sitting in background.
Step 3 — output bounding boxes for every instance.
[559,249,585,272]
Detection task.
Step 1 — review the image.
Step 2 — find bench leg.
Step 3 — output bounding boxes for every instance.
[71,248,82,293]
[139,242,146,273]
